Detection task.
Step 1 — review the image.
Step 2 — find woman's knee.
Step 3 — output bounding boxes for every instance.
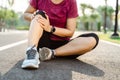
[87,33,99,49]
[88,37,97,49]
[77,33,99,49]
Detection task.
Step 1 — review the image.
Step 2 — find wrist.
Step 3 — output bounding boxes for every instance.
[50,26,56,34]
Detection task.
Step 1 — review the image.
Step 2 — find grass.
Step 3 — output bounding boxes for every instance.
[98,31,120,44]
[16,26,29,30]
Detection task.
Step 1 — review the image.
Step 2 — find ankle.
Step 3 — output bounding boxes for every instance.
[27,45,37,51]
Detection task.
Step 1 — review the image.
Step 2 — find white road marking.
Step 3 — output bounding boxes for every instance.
[0,39,27,51]
[100,40,120,47]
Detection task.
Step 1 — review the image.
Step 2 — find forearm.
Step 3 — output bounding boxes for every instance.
[52,18,77,37]
[52,27,75,37]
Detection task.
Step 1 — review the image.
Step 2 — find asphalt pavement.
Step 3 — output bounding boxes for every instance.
[0,31,120,80]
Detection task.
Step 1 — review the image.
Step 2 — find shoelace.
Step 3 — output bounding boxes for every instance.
[26,46,36,59]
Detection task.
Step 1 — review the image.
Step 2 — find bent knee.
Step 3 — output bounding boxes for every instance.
[31,18,42,27]
[77,33,99,49]
[88,37,97,50]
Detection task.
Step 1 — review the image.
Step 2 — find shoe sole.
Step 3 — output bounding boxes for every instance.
[22,61,40,69]
[39,47,50,61]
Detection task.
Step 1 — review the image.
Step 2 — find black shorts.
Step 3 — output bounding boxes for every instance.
[37,31,99,58]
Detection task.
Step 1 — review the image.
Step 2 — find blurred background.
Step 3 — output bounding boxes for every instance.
[0,0,120,43]
[0,1,120,79]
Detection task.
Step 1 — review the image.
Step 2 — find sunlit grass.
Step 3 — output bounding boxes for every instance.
[98,31,120,44]
[16,26,29,30]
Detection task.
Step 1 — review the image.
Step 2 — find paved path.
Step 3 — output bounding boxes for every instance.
[0,31,120,80]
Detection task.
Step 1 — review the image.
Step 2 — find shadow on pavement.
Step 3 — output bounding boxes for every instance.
[0,72,1,80]
[1,58,104,80]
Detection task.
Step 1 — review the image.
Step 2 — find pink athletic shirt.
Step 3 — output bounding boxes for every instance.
[30,0,78,41]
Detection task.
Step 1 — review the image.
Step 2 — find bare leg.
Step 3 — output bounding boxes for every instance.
[55,37,97,56]
[21,19,43,69]
[27,18,97,57]
[28,19,43,47]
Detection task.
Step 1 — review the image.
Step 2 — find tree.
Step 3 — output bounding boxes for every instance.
[97,5,114,31]
[0,8,18,31]
[104,0,107,33]
[79,15,89,30]
[89,13,100,30]
[8,0,14,7]
[5,9,18,29]
[80,3,88,16]
[80,3,89,30]
[79,3,100,31]
[86,5,100,31]
[0,8,6,31]
[6,0,16,30]
[107,6,114,30]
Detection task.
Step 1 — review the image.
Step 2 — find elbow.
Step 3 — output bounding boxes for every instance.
[67,31,74,37]
[23,12,31,21]
[23,12,27,20]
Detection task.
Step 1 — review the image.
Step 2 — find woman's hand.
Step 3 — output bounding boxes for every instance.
[35,14,52,32]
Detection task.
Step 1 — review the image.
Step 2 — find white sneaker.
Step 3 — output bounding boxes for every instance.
[21,46,40,69]
[39,47,54,61]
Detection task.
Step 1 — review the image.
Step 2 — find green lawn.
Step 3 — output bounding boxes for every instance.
[98,32,120,44]
[16,26,29,30]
